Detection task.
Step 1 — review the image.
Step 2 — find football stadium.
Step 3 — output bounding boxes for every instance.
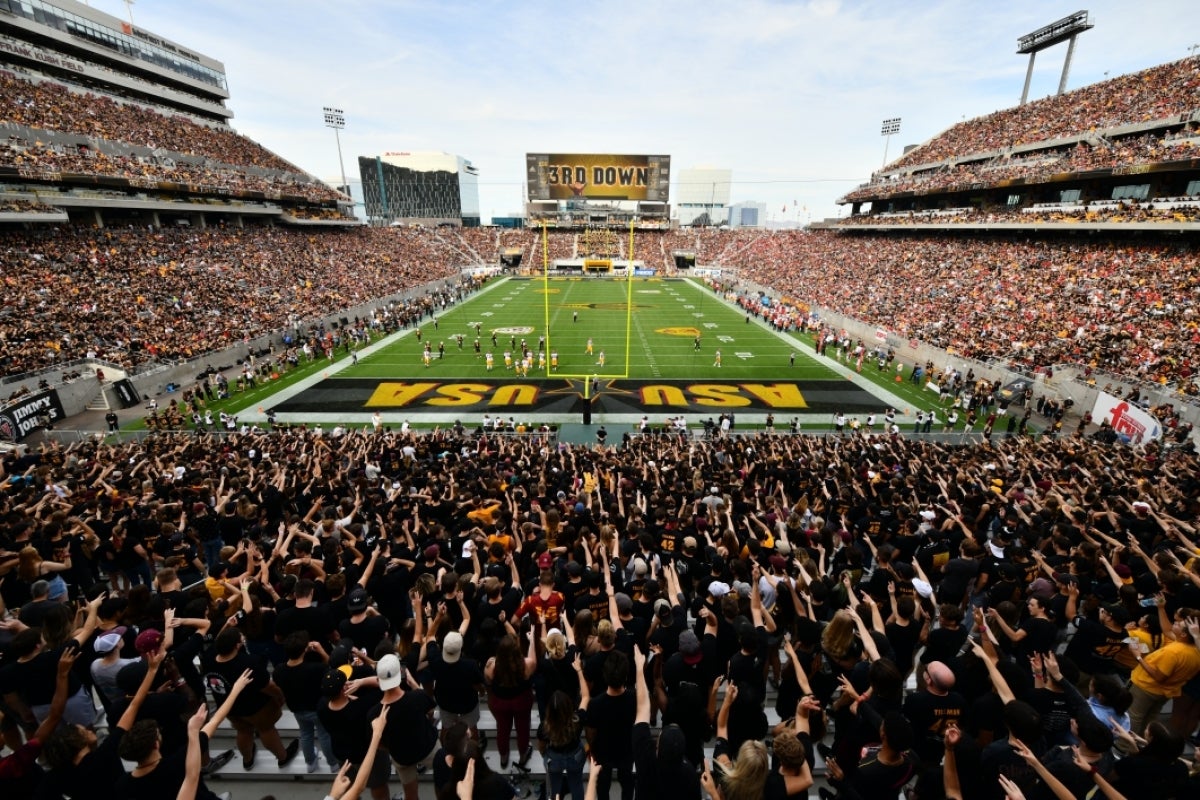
[2,3,1200,800]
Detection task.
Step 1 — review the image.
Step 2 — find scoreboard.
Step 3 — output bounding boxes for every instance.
[526,154,671,201]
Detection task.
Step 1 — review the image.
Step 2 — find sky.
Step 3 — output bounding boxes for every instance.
[90,0,1200,224]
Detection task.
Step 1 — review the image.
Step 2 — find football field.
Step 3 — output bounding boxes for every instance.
[268,276,893,423]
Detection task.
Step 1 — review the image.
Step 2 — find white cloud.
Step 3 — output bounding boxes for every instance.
[94,0,1200,222]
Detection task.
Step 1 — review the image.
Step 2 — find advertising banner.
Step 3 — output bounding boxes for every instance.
[1090,392,1161,444]
[526,154,671,201]
[0,389,67,441]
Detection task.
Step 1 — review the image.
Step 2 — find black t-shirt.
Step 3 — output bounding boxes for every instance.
[584,690,636,764]
[0,646,84,706]
[902,690,966,765]
[538,652,581,705]
[35,725,125,800]
[274,603,337,646]
[115,731,220,800]
[884,620,922,671]
[921,625,968,665]
[843,747,918,800]
[319,689,381,762]
[375,690,437,764]
[1015,617,1057,660]
[429,652,484,714]
[939,558,980,605]
[1110,751,1189,800]
[201,649,272,718]
[273,659,327,713]
[1064,617,1127,675]
[632,722,700,800]
[338,614,391,655]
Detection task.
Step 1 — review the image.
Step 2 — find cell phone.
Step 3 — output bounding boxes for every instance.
[1139,597,1157,608]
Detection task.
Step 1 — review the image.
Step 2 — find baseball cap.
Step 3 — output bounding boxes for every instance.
[654,598,673,622]
[377,654,404,691]
[709,581,731,599]
[678,631,702,665]
[1052,572,1078,585]
[94,627,127,654]
[537,551,553,570]
[321,668,348,698]
[566,561,583,576]
[775,540,792,555]
[682,536,698,552]
[192,502,207,515]
[1113,564,1133,584]
[347,587,370,613]
[135,629,164,655]
[615,593,633,616]
[1029,578,1055,600]
[769,554,788,571]
[442,632,464,664]
[1102,603,1131,625]
[912,578,934,599]
[424,545,439,560]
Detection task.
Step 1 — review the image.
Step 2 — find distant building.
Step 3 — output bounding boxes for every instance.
[0,0,231,123]
[727,201,768,229]
[358,151,481,227]
[675,168,731,226]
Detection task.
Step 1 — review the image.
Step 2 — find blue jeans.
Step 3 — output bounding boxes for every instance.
[294,708,335,767]
[123,560,153,588]
[202,539,224,573]
[545,745,586,800]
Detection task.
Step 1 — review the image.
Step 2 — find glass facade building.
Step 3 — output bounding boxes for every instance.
[359,152,481,227]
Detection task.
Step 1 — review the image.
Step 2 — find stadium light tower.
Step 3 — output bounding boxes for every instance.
[880,118,901,168]
[1016,11,1094,105]
[322,106,348,199]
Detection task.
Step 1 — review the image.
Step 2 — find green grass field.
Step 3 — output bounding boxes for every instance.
[341,277,840,383]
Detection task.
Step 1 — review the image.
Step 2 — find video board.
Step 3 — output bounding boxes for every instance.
[526,154,671,201]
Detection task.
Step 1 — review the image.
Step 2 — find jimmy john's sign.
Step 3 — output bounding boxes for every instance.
[0,390,67,442]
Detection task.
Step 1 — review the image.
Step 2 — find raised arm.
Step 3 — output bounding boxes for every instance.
[970,640,1015,705]
[117,647,165,731]
[632,647,649,725]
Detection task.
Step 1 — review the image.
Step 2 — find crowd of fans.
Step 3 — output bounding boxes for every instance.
[1,422,1200,800]
[844,130,1200,204]
[0,71,344,206]
[3,222,1199,393]
[710,229,1200,390]
[0,225,470,378]
[0,198,59,214]
[0,138,342,205]
[888,56,1200,171]
[834,202,1200,226]
[0,72,301,174]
